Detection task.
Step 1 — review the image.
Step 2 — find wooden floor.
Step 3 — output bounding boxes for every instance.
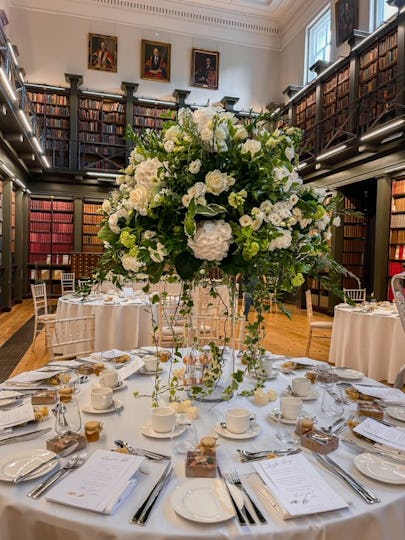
[1,299,333,377]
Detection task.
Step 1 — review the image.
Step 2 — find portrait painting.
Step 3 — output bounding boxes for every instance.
[191,49,219,90]
[141,40,171,82]
[335,0,358,46]
[88,33,117,72]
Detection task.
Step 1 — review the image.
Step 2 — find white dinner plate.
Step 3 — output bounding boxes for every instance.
[141,423,186,439]
[81,399,123,414]
[0,449,58,482]
[354,453,405,484]
[215,423,261,440]
[385,406,405,422]
[335,369,364,380]
[171,478,244,523]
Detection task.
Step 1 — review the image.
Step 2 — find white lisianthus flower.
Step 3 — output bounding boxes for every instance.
[292,207,302,217]
[273,166,290,182]
[214,127,227,141]
[260,200,273,214]
[299,218,312,228]
[226,175,236,187]
[285,146,295,161]
[163,140,175,153]
[164,125,181,141]
[268,230,292,251]
[241,139,261,157]
[129,184,149,214]
[182,194,192,208]
[121,254,142,272]
[101,199,111,213]
[188,220,233,261]
[205,170,229,195]
[200,127,214,142]
[143,230,156,240]
[239,215,253,227]
[332,216,341,227]
[234,126,248,140]
[188,159,201,174]
[252,216,263,231]
[289,194,299,206]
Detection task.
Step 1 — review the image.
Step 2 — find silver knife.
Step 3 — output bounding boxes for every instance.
[130,462,172,524]
[0,427,52,446]
[342,440,405,464]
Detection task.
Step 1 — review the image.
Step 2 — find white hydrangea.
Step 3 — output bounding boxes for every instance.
[188,220,233,261]
[268,230,292,251]
[134,157,163,188]
[121,254,142,272]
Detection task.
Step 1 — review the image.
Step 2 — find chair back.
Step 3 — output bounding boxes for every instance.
[78,279,91,288]
[305,290,314,324]
[45,315,96,361]
[61,272,75,295]
[343,288,366,303]
[31,282,49,317]
[157,296,187,347]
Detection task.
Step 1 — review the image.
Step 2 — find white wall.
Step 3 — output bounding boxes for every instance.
[8,7,281,111]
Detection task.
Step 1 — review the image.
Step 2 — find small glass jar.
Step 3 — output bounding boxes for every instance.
[85,420,103,442]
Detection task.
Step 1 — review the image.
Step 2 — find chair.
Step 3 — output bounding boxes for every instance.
[61,272,75,295]
[31,283,56,346]
[305,290,333,356]
[343,288,366,303]
[44,315,96,361]
[77,279,91,288]
[155,296,187,347]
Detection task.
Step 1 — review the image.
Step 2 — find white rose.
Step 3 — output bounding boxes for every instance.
[285,146,295,161]
[205,170,228,195]
[260,200,273,214]
[164,140,175,153]
[188,159,201,174]
[333,216,341,227]
[101,199,111,213]
[129,184,149,213]
[234,126,248,140]
[239,215,253,227]
[226,175,235,187]
[108,214,120,234]
[164,125,181,141]
[200,127,214,142]
[187,220,233,261]
[134,157,162,188]
[189,182,207,198]
[121,254,142,272]
[116,175,127,185]
[241,139,261,157]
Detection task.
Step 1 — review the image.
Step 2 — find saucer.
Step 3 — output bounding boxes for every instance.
[111,381,127,392]
[82,399,123,414]
[249,369,278,381]
[138,367,163,376]
[215,423,261,440]
[269,409,299,425]
[282,388,319,401]
[141,423,186,439]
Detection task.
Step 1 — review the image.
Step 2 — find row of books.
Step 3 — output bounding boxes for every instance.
[392,198,405,212]
[392,179,405,195]
[82,235,103,245]
[344,224,366,237]
[133,106,173,117]
[389,245,405,261]
[29,254,71,265]
[343,238,365,251]
[379,48,397,70]
[343,252,364,265]
[83,225,101,234]
[390,214,405,228]
[390,229,405,243]
[28,92,69,106]
[32,104,69,117]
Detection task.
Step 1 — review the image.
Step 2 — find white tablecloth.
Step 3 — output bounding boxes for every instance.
[0,355,404,540]
[57,295,155,351]
[329,304,405,384]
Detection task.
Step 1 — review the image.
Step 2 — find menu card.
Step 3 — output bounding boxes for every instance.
[353,385,405,403]
[255,453,348,518]
[0,398,34,430]
[118,357,145,380]
[47,450,144,514]
[354,418,405,452]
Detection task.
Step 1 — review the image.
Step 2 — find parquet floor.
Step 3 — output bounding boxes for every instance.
[1,299,333,378]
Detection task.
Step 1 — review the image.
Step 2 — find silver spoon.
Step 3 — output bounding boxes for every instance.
[320,417,345,434]
[114,440,170,461]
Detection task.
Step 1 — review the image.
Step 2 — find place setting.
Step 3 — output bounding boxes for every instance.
[141,406,187,439]
[81,386,123,414]
[215,408,261,440]
[281,376,319,401]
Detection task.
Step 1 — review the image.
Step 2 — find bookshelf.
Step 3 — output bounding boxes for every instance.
[388,177,405,298]
[27,88,70,168]
[358,29,398,134]
[82,201,104,253]
[321,63,350,150]
[0,181,2,305]
[294,89,316,158]
[306,276,330,312]
[133,104,176,135]
[29,197,74,296]
[342,196,367,290]
[78,96,126,171]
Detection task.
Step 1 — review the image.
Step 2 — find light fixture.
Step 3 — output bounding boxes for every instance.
[0,67,17,102]
[18,110,32,133]
[360,119,405,142]
[384,164,405,174]
[32,136,44,154]
[26,188,31,194]
[41,155,51,168]
[316,144,348,161]
[381,131,403,144]
[297,162,308,169]
[14,178,26,189]
[87,171,119,178]
[82,90,123,99]
[27,83,67,92]
[7,41,18,66]
[0,161,14,177]
[138,97,175,106]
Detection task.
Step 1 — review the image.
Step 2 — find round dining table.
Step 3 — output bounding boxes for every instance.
[56,293,156,351]
[0,353,404,540]
[329,304,405,384]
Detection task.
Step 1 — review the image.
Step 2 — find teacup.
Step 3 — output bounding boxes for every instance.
[99,369,119,388]
[91,386,113,410]
[143,355,159,372]
[280,396,303,420]
[291,376,311,397]
[151,406,176,433]
[226,408,256,434]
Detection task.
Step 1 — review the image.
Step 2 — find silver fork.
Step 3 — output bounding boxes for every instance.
[224,472,256,525]
[228,469,267,524]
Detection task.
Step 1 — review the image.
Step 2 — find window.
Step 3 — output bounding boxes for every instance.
[305,9,331,83]
[373,0,397,29]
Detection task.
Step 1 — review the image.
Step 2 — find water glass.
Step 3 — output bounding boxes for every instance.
[54,398,82,436]
[320,386,344,418]
[276,413,300,446]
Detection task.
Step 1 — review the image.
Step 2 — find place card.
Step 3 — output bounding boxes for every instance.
[353,385,405,403]
[0,398,35,430]
[46,450,144,514]
[354,418,405,452]
[118,357,145,380]
[255,453,348,518]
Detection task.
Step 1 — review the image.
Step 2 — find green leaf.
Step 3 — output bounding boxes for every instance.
[195,204,227,216]
[184,199,196,237]
[175,252,203,280]
[98,223,117,244]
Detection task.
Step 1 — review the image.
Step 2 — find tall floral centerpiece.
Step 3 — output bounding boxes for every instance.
[96,106,343,400]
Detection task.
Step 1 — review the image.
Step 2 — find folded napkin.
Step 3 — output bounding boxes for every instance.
[0,398,34,430]
[46,450,143,514]
[255,453,348,518]
[354,418,405,452]
[353,385,405,403]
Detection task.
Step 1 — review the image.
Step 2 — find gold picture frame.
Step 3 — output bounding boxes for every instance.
[191,49,219,90]
[88,33,117,72]
[141,39,171,82]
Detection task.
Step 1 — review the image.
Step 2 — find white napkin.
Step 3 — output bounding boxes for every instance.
[0,398,35,430]
[353,385,405,403]
[46,450,143,514]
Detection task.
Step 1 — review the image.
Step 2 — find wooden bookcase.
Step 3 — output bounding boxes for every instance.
[306,276,330,313]
[342,196,367,290]
[388,177,405,298]
[321,63,350,150]
[82,201,104,253]
[78,96,126,171]
[27,88,70,168]
[358,29,398,134]
[294,89,316,158]
[133,104,176,135]
[0,181,2,305]
[29,197,74,296]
